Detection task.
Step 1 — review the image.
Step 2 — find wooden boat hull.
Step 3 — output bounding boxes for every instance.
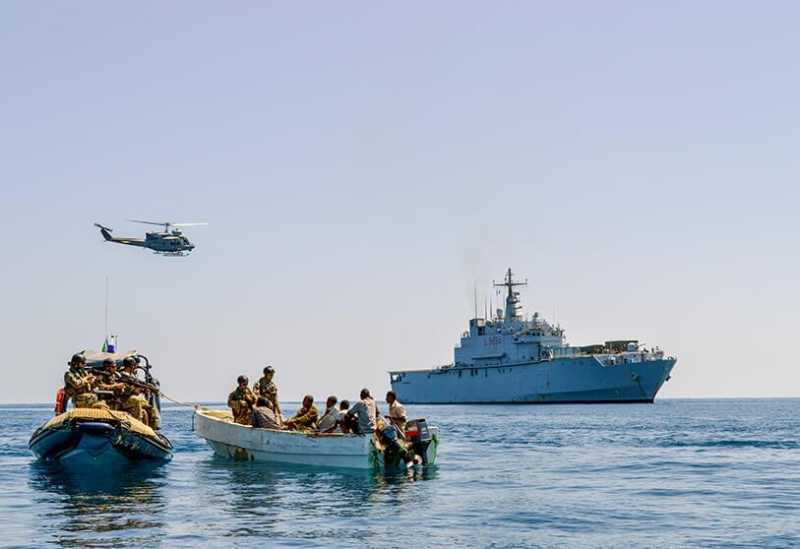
[194,408,439,470]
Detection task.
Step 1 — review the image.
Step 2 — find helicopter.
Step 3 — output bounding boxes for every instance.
[94,220,207,256]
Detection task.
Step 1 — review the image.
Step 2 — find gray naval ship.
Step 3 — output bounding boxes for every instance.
[389,269,676,404]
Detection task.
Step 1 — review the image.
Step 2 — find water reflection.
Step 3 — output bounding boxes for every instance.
[193,455,439,542]
[28,461,168,547]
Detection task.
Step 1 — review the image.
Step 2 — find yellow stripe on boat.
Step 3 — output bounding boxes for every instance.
[42,409,157,438]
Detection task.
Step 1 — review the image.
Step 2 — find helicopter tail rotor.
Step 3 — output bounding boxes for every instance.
[94,223,113,241]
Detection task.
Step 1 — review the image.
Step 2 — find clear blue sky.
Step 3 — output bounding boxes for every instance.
[2,2,798,403]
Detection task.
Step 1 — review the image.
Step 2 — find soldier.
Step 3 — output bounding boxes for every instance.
[63,354,107,409]
[253,365,282,420]
[94,358,126,409]
[228,375,257,425]
[118,356,158,427]
[284,395,319,432]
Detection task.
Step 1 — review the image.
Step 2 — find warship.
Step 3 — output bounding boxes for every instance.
[389,269,676,404]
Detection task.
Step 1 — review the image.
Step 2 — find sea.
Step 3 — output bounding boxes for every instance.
[1,399,798,548]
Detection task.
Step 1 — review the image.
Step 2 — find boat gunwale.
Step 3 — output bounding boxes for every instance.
[195,408,367,439]
[29,411,173,455]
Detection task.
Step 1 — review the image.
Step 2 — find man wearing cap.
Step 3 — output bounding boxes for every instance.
[64,354,106,409]
[228,375,257,425]
[116,356,156,426]
[94,358,127,409]
[253,365,282,420]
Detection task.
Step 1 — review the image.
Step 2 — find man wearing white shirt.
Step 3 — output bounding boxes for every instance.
[316,396,341,433]
[346,389,377,434]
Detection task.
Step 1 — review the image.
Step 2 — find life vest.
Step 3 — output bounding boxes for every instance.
[54,387,67,415]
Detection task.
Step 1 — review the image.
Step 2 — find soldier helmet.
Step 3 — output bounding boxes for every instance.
[102,358,116,368]
[70,354,86,366]
[263,365,274,375]
[237,375,249,384]
[122,356,137,367]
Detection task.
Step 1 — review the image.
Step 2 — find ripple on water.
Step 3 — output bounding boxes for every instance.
[1,400,799,547]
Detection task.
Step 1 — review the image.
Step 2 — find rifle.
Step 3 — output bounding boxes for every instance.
[118,372,160,394]
[87,367,159,395]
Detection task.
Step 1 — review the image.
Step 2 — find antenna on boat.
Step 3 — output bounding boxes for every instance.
[105,275,109,338]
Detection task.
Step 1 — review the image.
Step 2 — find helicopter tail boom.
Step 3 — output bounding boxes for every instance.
[94,223,114,241]
[94,223,146,246]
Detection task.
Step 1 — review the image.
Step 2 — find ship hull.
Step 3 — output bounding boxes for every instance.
[391,357,676,404]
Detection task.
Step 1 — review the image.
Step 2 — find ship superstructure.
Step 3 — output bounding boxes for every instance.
[389,268,676,404]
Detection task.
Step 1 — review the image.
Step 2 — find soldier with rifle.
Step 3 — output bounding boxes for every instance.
[119,356,161,429]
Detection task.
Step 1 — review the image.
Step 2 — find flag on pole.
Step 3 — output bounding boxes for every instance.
[102,336,115,353]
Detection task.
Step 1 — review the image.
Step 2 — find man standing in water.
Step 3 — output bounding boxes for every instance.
[228,375,257,425]
[253,365,282,421]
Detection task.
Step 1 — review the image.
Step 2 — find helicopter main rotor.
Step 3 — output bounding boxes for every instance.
[128,220,208,232]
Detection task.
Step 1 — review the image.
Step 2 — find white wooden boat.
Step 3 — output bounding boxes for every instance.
[194,408,439,470]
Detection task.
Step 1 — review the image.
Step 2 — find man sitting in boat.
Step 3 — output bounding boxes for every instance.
[284,395,319,432]
[251,397,282,430]
[345,389,378,435]
[338,400,355,433]
[228,375,257,425]
[316,396,341,433]
[64,354,108,410]
[385,390,407,433]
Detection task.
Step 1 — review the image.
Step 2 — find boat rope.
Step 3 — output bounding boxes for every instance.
[158,390,203,410]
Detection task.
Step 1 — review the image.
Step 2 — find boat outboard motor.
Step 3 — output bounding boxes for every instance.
[404,419,433,464]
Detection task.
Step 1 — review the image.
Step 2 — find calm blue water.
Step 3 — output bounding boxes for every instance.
[1,399,798,548]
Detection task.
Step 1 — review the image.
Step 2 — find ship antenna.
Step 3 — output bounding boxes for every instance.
[493,267,528,323]
[473,282,478,320]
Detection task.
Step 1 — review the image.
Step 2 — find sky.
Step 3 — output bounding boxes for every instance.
[1,2,798,403]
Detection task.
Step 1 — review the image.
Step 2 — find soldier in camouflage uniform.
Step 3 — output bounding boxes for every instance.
[284,395,319,432]
[94,358,127,409]
[117,356,157,426]
[64,354,107,409]
[253,365,282,420]
[228,375,257,425]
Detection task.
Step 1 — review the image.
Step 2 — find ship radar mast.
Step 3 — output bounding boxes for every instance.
[493,268,527,325]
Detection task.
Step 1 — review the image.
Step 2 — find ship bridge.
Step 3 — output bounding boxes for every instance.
[455,269,569,367]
